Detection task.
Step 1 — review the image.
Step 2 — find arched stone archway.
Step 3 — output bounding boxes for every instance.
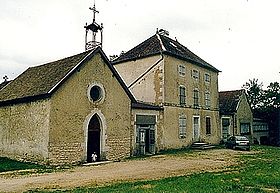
[84,110,107,162]
[87,114,101,162]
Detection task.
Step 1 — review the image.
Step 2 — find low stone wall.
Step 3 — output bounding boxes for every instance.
[48,142,84,165]
[107,137,131,161]
[0,99,50,164]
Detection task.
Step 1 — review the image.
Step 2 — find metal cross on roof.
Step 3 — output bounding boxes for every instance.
[89,1,99,22]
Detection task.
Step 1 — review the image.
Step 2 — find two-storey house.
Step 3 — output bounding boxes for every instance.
[113,30,221,152]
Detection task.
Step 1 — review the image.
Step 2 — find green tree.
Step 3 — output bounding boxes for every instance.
[242,78,263,109]
[263,82,280,109]
[243,79,280,145]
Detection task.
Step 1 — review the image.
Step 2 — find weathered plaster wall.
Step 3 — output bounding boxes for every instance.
[235,93,253,137]
[162,107,220,149]
[0,99,50,163]
[114,55,164,104]
[162,55,220,147]
[114,55,162,85]
[49,53,131,164]
[163,55,219,109]
[115,54,220,149]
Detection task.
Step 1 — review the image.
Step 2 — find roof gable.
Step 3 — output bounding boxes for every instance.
[113,33,220,72]
[0,80,12,91]
[0,47,136,106]
[219,90,244,115]
[113,35,162,63]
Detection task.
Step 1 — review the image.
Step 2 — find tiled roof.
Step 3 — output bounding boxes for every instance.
[219,90,244,115]
[0,80,12,91]
[0,47,136,106]
[113,33,220,72]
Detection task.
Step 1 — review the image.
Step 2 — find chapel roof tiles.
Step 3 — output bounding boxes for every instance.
[219,89,245,115]
[0,47,136,106]
[0,80,12,91]
[113,33,220,72]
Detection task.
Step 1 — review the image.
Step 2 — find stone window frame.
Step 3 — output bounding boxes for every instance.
[179,114,187,138]
[178,64,186,77]
[205,91,211,109]
[87,83,105,104]
[206,116,211,135]
[240,123,251,135]
[179,85,186,106]
[192,69,200,80]
[193,88,199,108]
[204,73,211,83]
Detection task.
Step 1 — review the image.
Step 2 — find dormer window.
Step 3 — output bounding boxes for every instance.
[178,64,186,77]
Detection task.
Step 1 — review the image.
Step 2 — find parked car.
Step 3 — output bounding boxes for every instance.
[225,136,250,151]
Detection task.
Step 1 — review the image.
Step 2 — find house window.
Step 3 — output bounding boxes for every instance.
[240,123,251,135]
[192,69,199,79]
[205,73,211,83]
[178,64,186,76]
[205,91,210,108]
[179,115,187,138]
[193,89,199,108]
[253,123,268,132]
[179,86,186,105]
[206,117,211,134]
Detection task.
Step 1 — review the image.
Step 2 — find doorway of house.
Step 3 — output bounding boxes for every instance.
[138,125,155,155]
[193,116,200,142]
[222,118,230,140]
[87,114,101,163]
[135,115,156,155]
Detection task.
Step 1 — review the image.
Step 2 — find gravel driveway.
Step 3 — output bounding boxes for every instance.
[0,149,251,192]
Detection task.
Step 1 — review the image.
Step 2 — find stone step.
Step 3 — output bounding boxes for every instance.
[191,142,216,150]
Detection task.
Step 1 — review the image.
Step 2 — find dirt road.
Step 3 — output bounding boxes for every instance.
[0,149,250,192]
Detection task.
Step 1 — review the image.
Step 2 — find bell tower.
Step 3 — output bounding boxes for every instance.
[84,1,103,51]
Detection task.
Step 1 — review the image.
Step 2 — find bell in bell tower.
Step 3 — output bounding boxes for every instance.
[84,1,103,51]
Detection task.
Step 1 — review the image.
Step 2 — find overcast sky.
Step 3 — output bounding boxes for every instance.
[0,0,279,91]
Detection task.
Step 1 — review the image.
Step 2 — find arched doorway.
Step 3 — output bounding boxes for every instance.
[87,114,101,162]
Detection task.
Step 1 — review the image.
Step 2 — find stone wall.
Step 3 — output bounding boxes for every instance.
[235,93,253,138]
[114,55,164,104]
[48,142,83,165]
[114,53,221,150]
[162,106,220,149]
[162,55,220,147]
[0,99,50,163]
[48,53,132,164]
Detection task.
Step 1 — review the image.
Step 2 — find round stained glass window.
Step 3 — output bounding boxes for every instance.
[90,85,102,102]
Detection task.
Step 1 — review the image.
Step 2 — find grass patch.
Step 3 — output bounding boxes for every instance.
[0,157,65,176]
[30,145,280,193]
[0,157,46,173]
